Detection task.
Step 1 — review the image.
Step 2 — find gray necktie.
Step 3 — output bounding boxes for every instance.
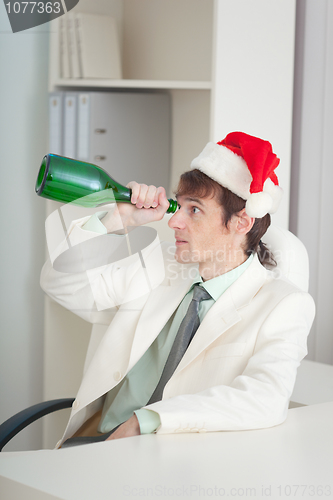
[148,284,211,405]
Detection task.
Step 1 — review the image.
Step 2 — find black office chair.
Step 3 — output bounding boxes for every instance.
[0,398,74,451]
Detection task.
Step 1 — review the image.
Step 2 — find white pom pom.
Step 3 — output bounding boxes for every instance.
[263,179,283,214]
[245,192,273,218]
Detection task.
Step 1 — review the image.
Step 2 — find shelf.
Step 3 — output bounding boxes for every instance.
[54,79,212,90]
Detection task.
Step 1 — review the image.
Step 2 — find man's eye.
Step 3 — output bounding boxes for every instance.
[192,206,200,214]
[177,204,181,210]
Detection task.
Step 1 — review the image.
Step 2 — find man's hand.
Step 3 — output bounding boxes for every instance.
[101,182,170,232]
[106,414,141,441]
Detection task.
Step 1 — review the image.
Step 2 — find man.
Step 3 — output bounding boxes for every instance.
[41,132,315,447]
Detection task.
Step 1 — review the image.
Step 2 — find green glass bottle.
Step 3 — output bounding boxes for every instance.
[35,154,178,213]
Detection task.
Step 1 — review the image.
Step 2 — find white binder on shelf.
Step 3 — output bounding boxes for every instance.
[77,93,90,162]
[49,93,63,155]
[59,17,70,79]
[63,93,78,159]
[67,12,82,79]
[75,13,122,79]
[76,92,170,190]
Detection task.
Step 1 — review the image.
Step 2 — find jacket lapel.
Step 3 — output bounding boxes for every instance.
[172,254,268,375]
[127,272,193,370]
[76,261,195,409]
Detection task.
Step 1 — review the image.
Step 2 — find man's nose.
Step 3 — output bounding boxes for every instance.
[168,209,186,230]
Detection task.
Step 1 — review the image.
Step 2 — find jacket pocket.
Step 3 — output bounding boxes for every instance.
[204,343,246,360]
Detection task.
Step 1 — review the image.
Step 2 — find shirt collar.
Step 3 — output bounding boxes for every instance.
[189,254,254,302]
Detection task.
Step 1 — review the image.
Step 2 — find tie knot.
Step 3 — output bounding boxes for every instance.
[192,284,211,303]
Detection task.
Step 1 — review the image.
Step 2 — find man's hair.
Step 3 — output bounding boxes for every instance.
[175,169,276,268]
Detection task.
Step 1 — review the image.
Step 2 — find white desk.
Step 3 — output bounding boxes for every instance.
[0,402,332,500]
[291,359,333,405]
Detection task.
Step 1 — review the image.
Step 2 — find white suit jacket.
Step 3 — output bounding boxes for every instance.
[40,219,315,446]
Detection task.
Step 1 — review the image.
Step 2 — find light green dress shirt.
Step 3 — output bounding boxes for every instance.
[81,213,253,434]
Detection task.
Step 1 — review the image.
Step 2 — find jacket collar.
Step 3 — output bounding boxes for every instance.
[128,253,268,373]
[173,253,269,375]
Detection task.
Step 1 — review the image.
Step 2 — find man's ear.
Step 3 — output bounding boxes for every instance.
[235,209,255,235]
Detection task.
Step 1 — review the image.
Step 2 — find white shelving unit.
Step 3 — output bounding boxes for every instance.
[43,0,297,448]
[49,0,214,194]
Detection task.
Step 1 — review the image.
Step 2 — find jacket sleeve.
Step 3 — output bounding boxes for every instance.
[40,214,166,325]
[145,291,315,433]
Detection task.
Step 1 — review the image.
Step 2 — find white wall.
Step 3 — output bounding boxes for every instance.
[211,0,296,229]
[0,7,49,450]
[291,0,333,365]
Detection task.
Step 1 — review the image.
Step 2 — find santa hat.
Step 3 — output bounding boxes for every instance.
[190,131,283,218]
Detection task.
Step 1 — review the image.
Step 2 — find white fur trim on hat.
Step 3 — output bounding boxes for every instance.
[191,142,252,200]
[190,142,283,218]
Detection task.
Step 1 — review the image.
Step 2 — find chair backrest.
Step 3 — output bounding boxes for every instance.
[262,225,309,292]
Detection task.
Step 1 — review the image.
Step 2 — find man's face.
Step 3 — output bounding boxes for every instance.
[168,194,243,276]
